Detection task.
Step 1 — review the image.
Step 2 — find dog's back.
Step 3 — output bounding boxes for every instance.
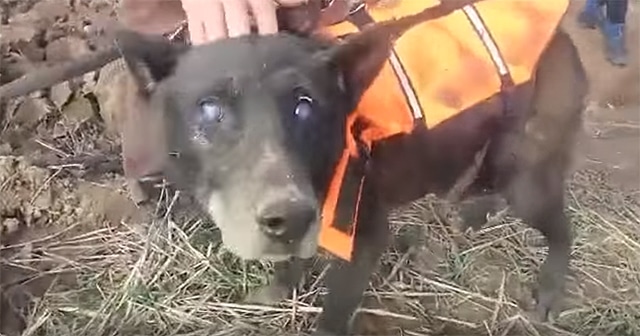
[322,0,570,141]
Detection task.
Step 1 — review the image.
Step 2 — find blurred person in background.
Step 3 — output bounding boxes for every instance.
[578,0,629,67]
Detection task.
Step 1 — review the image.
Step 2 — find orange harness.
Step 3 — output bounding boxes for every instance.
[317,0,570,261]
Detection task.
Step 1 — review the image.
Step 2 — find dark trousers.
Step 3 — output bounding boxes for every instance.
[599,0,628,24]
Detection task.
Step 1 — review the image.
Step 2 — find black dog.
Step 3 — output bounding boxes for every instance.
[114,3,587,334]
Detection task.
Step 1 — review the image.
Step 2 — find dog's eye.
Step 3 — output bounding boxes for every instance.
[199,98,225,123]
[294,95,313,120]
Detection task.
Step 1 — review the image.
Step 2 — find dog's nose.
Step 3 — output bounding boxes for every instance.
[256,198,317,241]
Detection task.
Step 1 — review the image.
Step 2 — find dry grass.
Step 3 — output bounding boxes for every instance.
[5,168,640,336]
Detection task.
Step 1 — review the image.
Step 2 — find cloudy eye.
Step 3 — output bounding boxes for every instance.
[295,95,313,120]
[199,98,225,123]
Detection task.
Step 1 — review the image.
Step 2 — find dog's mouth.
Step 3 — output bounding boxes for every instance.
[260,224,320,261]
[265,238,300,255]
[200,176,320,261]
[213,213,321,260]
[213,216,320,261]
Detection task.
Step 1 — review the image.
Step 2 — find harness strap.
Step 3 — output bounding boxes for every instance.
[461,3,516,117]
[329,119,371,234]
[461,3,516,195]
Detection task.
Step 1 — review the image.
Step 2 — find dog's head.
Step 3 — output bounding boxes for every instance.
[115,5,451,261]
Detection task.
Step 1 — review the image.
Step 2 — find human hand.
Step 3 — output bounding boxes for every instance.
[181,0,310,44]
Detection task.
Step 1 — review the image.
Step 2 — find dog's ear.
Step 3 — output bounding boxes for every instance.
[317,2,473,103]
[114,29,189,96]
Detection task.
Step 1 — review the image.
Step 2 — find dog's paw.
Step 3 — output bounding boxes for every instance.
[531,287,557,324]
[244,284,290,305]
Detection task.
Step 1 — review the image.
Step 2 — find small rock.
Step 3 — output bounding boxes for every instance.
[0,22,44,63]
[0,144,12,155]
[80,71,99,94]
[14,40,46,63]
[13,97,50,127]
[82,14,118,49]
[0,22,38,45]
[50,82,74,109]
[51,121,68,138]
[44,26,68,45]
[8,10,47,34]
[1,218,22,236]
[86,0,117,12]
[54,95,94,136]
[45,36,90,63]
[30,0,70,25]
[0,53,36,83]
[32,188,53,210]
[61,95,94,124]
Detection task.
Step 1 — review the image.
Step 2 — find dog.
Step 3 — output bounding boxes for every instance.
[85,0,587,334]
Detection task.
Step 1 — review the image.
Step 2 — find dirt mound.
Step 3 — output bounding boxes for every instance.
[0,0,118,83]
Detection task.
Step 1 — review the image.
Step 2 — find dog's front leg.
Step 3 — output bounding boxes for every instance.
[314,186,390,335]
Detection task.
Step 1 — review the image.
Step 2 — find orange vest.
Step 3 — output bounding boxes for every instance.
[318,0,570,261]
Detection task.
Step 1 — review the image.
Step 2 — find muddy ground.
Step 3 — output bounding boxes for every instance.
[0,0,638,335]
